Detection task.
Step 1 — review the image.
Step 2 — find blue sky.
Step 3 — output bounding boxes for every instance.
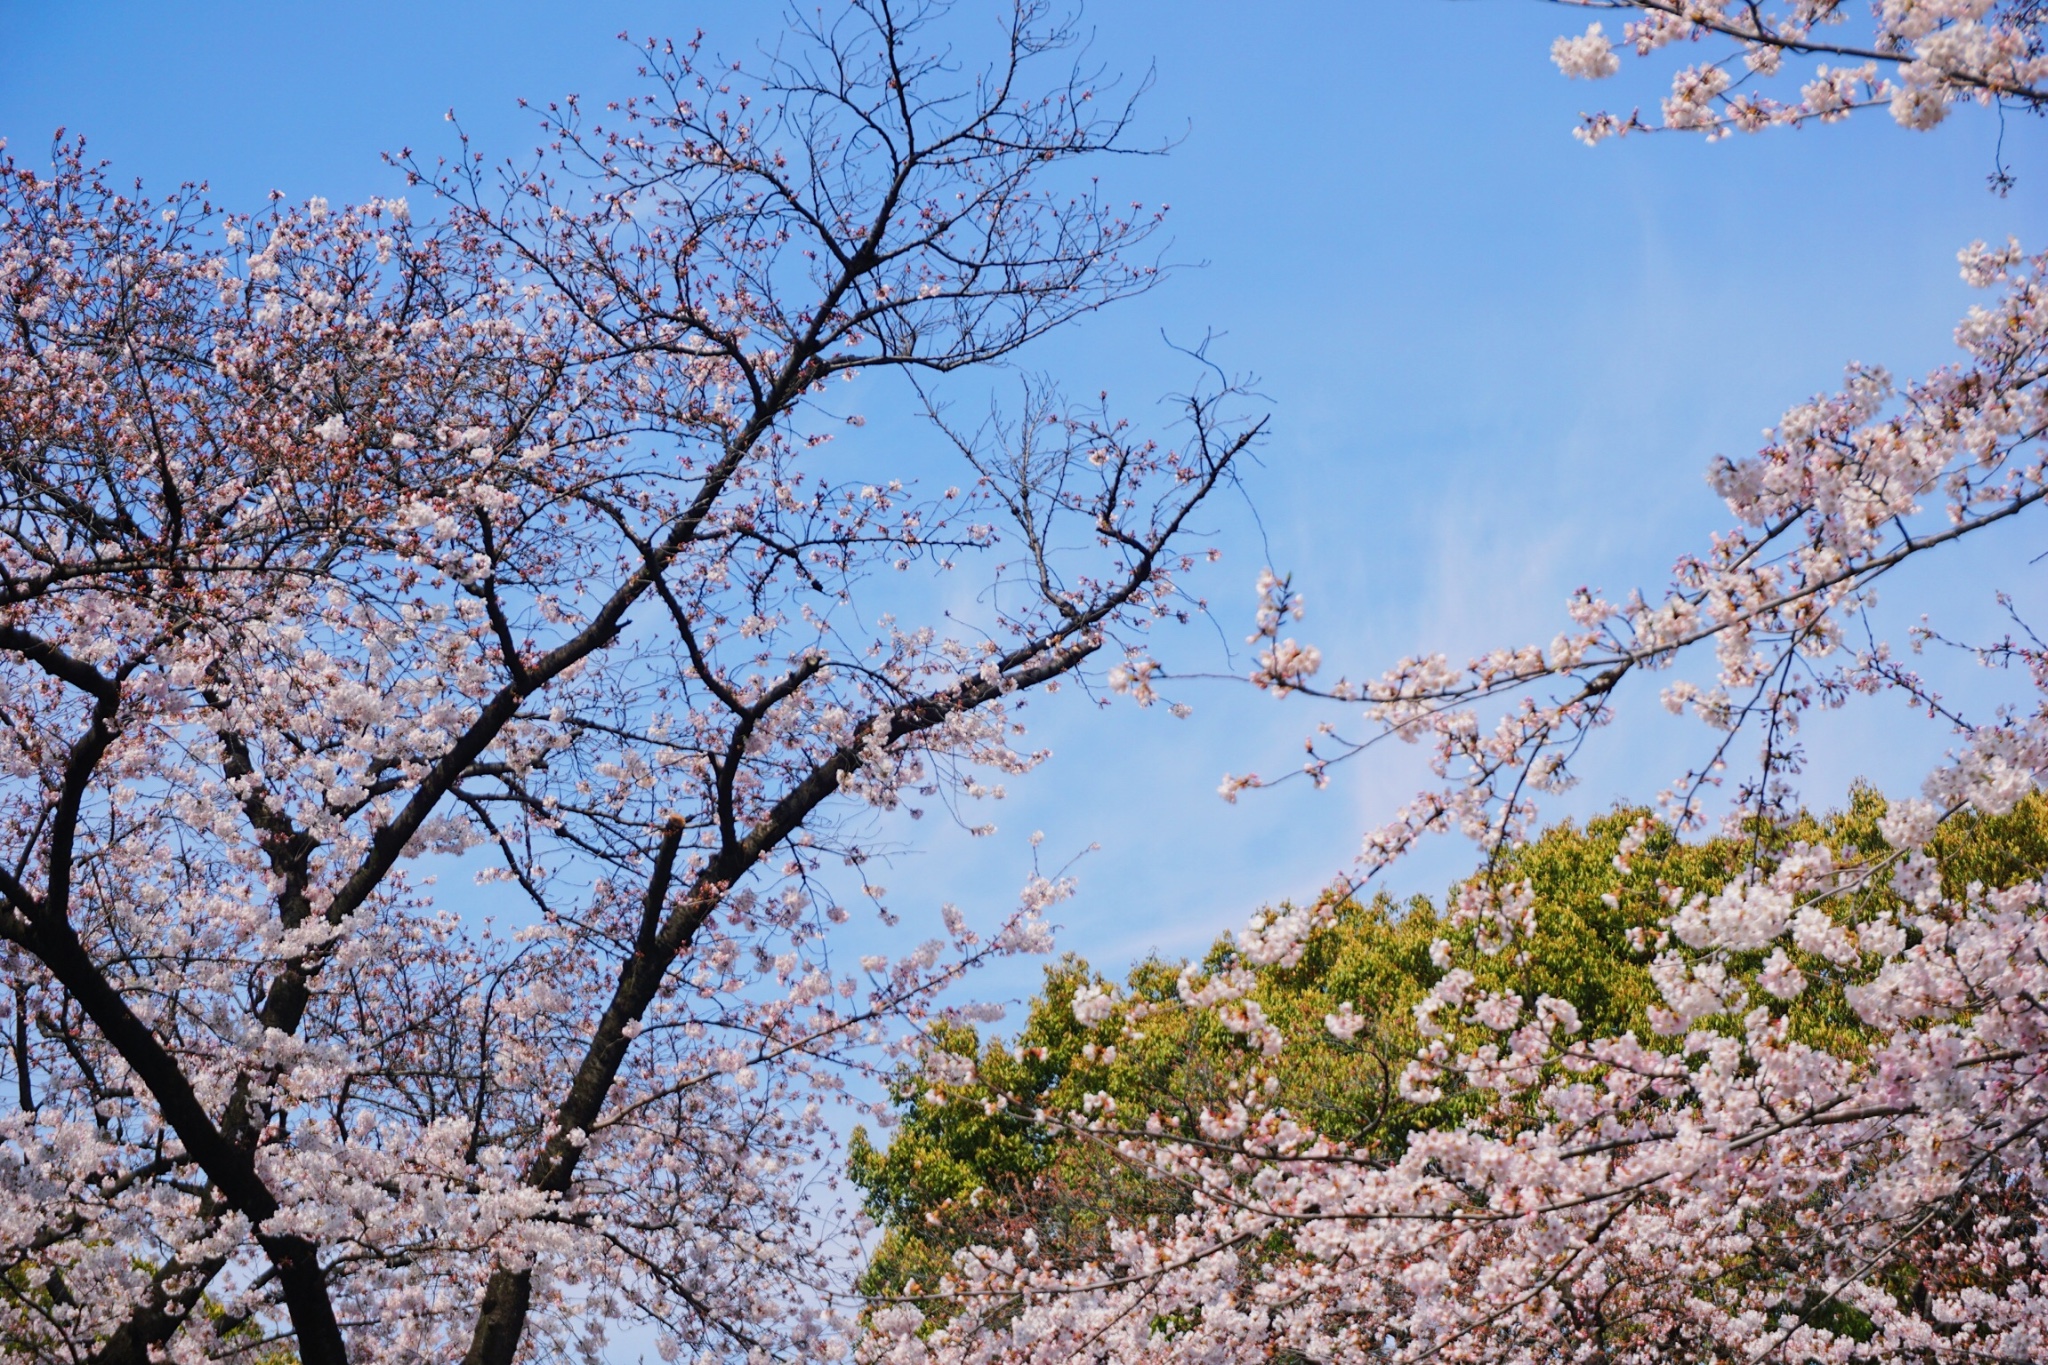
[5,0,2044,996]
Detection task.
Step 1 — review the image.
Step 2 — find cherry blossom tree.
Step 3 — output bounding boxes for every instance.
[872,10,2048,1365]
[0,4,1261,1361]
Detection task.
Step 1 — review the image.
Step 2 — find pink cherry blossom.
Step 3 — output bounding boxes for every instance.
[0,7,1260,1360]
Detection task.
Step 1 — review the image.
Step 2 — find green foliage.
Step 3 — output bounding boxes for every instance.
[847,962,1199,1299]
[849,790,2048,1304]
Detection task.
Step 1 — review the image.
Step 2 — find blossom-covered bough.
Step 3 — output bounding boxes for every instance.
[873,10,2048,1365]
[0,3,1263,1361]
[1544,1,2046,158]
[1239,236,2048,875]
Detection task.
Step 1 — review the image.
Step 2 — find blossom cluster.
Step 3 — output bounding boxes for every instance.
[1546,2,2046,147]
[878,802,2048,1365]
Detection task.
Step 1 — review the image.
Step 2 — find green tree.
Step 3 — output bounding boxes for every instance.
[851,790,2048,1305]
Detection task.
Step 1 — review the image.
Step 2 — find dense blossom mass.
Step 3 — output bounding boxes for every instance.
[0,5,1259,1361]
